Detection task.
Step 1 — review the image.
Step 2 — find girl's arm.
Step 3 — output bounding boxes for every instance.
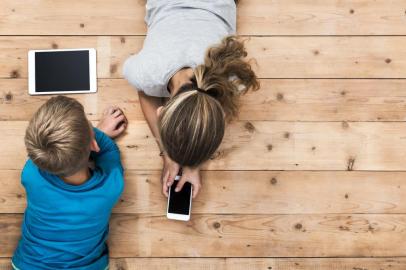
[138,91,181,196]
[138,91,163,145]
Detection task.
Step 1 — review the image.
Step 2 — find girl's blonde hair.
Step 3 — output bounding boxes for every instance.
[158,36,260,167]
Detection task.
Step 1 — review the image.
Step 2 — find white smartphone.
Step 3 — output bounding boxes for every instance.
[167,175,193,221]
[28,48,97,95]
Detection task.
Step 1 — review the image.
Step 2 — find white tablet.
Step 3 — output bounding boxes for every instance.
[28,48,97,95]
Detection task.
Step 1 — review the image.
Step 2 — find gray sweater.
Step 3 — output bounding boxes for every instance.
[123,0,236,97]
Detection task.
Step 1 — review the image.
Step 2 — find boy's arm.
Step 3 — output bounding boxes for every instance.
[91,127,123,173]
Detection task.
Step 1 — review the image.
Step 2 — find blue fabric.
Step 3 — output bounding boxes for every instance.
[12,128,124,270]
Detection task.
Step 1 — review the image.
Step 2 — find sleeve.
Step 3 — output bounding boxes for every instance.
[91,128,124,174]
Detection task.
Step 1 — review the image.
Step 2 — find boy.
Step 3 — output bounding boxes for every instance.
[12,96,127,270]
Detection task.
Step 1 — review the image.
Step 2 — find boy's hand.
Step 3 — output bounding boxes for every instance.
[175,166,201,199]
[161,153,180,197]
[97,106,127,138]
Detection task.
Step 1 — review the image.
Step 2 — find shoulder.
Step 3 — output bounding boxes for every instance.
[21,159,46,190]
[123,51,170,97]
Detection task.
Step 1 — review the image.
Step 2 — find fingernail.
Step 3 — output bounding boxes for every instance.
[175,188,179,192]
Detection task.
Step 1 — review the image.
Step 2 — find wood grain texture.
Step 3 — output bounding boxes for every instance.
[3,79,406,122]
[1,0,406,35]
[2,170,406,215]
[0,79,143,121]
[3,121,406,171]
[1,36,406,79]
[2,214,406,257]
[1,257,406,270]
[238,0,406,36]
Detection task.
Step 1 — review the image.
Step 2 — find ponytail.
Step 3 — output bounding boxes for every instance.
[193,35,260,120]
[158,35,259,167]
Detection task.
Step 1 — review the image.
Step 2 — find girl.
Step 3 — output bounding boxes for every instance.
[123,0,259,198]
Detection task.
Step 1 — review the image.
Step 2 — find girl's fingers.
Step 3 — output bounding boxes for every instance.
[162,170,170,197]
[192,184,200,198]
[175,177,187,192]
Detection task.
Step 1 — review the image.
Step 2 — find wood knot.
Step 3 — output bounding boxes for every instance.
[311,146,316,151]
[213,222,221,229]
[313,50,319,55]
[126,144,138,149]
[210,151,221,160]
[120,37,126,44]
[246,244,251,247]
[267,144,273,151]
[284,132,290,139]
[51,43,58,49]
[340,91,346,96]
[244,121,256,133]
[294,223,303,230]
[79,23,85,28]
[270,177,277,185]
[344,193,349,199]
[347,157,355,171]
[222,186,226,190]
[145,179,150,183]
[276,93,284,101]
[342,121,349,129]
[16,194,23,199]
[349,9,354,14]
[385,58,392,64]
[10,70,20,78]
[110,64,118,74]
[5,92,13,101]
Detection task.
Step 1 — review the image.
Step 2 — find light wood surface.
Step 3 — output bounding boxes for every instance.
[1,170,406,215]
[1,213,406,257]
[1,0,406,35]
[1,258,406,270]
[3,79,406,122]
[4,121,406,171]
[1,36,406,79]
[1,0,406,267]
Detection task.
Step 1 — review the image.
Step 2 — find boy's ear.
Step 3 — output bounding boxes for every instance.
[90,138,100,153]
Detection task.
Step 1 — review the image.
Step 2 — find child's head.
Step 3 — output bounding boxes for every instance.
[25,96,92,176]
[158,36,259,167]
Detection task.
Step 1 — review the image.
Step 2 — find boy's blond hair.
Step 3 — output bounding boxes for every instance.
[25,96,91,176]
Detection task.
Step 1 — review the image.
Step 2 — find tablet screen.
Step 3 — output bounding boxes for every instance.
[35,50,90,92]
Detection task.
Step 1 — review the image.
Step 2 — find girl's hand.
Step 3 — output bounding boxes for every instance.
[97,106,127,138]
[161,153,181,197]
[175,166,201,199]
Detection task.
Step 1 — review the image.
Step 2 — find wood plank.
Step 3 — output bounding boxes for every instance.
[1,0,406,35]
[2,213,406,257]
[0,79,144,121]
[3,121,406,171]
[1,37,406,79]
[3,79,406,122]
[1,257,406,270]
[111,258,406,270]
[2,170,406,215]
[238,0,406,36]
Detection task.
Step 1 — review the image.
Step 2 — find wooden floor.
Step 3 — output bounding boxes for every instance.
[1,0,406,269]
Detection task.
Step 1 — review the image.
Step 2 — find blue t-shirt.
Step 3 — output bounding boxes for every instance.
[12,128,124,270]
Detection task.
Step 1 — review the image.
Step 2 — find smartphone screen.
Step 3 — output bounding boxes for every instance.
[168,180,192,215]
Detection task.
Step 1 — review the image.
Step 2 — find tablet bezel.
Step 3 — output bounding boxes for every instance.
[28,48,97,95]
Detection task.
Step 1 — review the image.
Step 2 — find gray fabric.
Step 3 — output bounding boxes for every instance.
[123,0,236,97]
